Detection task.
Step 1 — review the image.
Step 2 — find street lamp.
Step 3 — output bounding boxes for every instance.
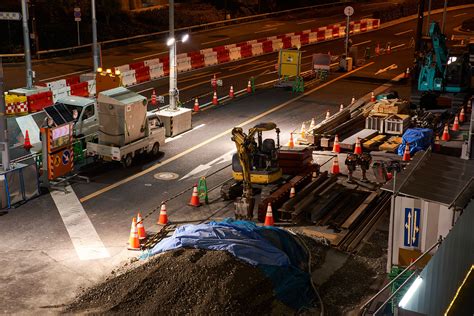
[167,33,189,111]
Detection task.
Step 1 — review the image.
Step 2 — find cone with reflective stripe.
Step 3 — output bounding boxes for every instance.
[264,203,274,226]
[212,91,218,105]
[151,89,157,106]
[339,104,344,112]
[354,137,362,154]
[247,80,252,93]
[193,98,200,112]
[331,155,340,175]
[136,213,146,240]
[325,110,330,120]
[451,115,459,131]
[332,134,340,153]
[459,108,465,123]
[229,85,234,98]
[441,124,450,141]
[402,142,411,162]
[370,92,376,102]
[23,130,32,151]
[189,184,201,207]
[127,217,140,250]
[289,187,296,198]
[288,133,294,148]
[158,203,168,225]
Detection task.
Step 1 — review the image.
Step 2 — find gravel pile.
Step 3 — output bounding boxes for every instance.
[66,249,279,315]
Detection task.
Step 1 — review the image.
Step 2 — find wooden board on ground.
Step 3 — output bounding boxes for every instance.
[341,191,379,229]
[340,129,379,150]
[301,225,347,246]
[379,136,402,152]
[363,134,388,150]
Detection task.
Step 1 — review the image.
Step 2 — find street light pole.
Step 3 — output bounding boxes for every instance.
[91,0,99,71]
[169,0,177,111]
[21,0,33,89]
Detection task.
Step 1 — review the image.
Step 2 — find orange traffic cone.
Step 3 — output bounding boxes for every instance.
[459,108,465,123]
[229,85,235,98]
[264,203,274,226]
[351,96,356,104]
[354,137,362,155]
[331,155,340,174]
[325,110,330,120]
[127,217,140,250]
[212,91,218,105]
[386,43,391,54]
[137,213,146,240]
[23,130,32,151]
[332,134,340,153]
[375,43,380,56]
[370,92,376,102]
[452,115,459,131]
[289,186,296,198]
[189,184,201,207]
[151,89,157,106]
[340,104,344,112]
[158,203,168,225]
[402,143,411,161]
[434,133,441,152]
[193,98,200,112]
[404,67,410,79]
[247,80,252,93]
[441,124,450,141]
[288,133,294,148]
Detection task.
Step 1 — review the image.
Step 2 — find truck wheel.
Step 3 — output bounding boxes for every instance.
[151,143,160,156]
[122,154,133,168]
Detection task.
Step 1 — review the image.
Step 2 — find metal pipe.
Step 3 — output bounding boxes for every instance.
[91,0,99,71]
[373,271,419,315]
[169,0,177,111]
[0,59,11,171]
[21,0,33,88]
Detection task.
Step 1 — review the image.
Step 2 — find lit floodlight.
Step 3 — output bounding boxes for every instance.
[181,33,189,43]
[97,67,103,73]
[115,70,121,76]
[399,276,422,308]
[106,68,112,74]
[167,37,176,46]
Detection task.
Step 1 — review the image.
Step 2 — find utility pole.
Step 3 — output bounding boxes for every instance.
[0,59,11,171]
[169,0,177,111]
[91,0,99,71]
[441,0,448,34]
[30,0,40,58]
[21,0,33,89]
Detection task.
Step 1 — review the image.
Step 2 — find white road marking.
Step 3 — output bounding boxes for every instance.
[50,186,109,261]
[297,20,315,25]
[454,13,467,17]
[395,30,413,36]
[133,51,168,61]
[353,40,372,46]
[165,124,205,143]
[180,149,235,180]
[202,38,230,46]
[255,28,277,34]
[392,43,406,49]
[39,70,87,82]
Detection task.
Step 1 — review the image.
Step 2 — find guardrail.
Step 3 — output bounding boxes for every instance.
[0,1,346,60]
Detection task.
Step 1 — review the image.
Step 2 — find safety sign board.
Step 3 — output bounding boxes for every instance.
[62,149,71,165]
[404,207,421,248]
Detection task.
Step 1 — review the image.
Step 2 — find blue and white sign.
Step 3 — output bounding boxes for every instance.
[62,149,71,165]
[404,207,421,248]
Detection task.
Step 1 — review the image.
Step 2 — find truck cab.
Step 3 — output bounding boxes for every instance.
[56,96,98,138]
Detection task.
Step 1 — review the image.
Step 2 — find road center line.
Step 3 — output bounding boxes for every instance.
[79,62,374,203]
[51,186,109,260]
[202,38,230,45]
[394,29,413,36]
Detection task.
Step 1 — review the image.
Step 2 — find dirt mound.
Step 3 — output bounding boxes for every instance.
[66,249,280,315]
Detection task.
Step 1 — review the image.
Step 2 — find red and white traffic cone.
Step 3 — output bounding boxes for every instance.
[459,108,465,123]
[229,85,234,98]
[309,118,316,130]
[370,92,376,102]
[451,115,459,131]
[193,98,200,112]
[404,67,410,79]
[151,89,157,106]
[247,80,252,93]
[332,134,340,153]
[289,187,296,198]
[331,155,340,175]
[402,143,411,162]
[189,184,201,207]
[212,91,218,105]
[441,124,450,141]
[158,203,168,225]
[264,203,274,226]
[386,43,391,54]
[354,137,362,155]
[23,130,32,151]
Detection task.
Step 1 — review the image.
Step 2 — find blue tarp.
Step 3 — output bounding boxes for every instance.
[398,128,433,156]
[148,219,315,309]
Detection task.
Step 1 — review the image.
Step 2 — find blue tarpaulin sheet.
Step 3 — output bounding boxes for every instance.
[398,128,433,156]
[148,219,315,309]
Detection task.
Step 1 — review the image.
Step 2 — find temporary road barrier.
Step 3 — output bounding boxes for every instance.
[121,69,137,87]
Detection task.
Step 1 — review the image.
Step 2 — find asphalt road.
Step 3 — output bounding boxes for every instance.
[0,8,471,314]
[3,0,399,90]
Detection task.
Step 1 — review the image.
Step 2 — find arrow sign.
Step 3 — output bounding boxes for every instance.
[180,150,235,181]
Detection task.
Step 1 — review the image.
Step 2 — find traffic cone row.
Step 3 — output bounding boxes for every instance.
[193,98,200,112]
[264,203,274,226]
[354,137,362,155]
[189,184,201,207]
[402,142,411,162]
[370,92,376,102]
[23,130,32,151]
[332,134,340,153]
[128,203,171,250]
[441,124,450,141]
[451,115,459,131]
[331,155,340,175]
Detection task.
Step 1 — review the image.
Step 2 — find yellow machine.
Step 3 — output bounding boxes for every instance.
[223,122,282,219]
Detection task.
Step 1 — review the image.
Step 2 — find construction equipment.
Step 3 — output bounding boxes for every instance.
[222,122,282,219]
[413,22,471,109]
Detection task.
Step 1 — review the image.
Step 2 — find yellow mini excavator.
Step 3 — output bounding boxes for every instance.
[221,122,282,219]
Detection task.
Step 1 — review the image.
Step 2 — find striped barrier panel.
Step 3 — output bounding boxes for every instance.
[308,32,318,44]
[262,41,274,54]
[129,61,145,70]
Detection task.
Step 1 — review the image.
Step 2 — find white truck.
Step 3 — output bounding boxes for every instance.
[86,87,165,167]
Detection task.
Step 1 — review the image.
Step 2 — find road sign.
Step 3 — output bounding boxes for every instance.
[74,7,81,22]
[62,149,71,165]
[344,6,354,17]
[157,95,165,104]
[404,207,421,248]
[217,79,223,87]
[0,12,21,21]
